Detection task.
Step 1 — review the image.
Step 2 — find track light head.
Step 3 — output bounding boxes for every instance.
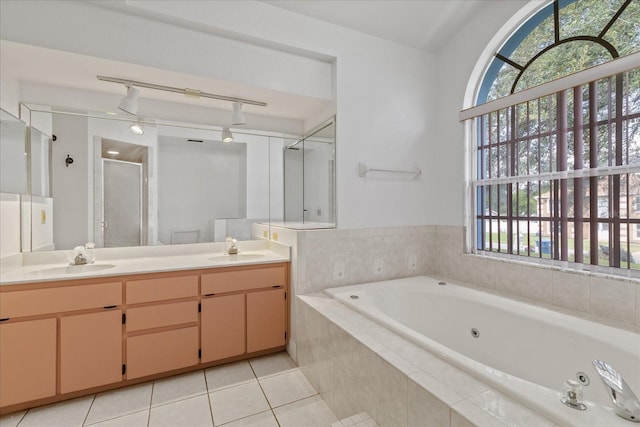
[118,86,140,115]
[221,128,234,143]
[231,102,246,126]
[129,123,144,135]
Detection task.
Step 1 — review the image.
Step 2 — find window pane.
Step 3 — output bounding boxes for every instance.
[559,0,627,40]
[602,0,640,57]
[515,41,612,93]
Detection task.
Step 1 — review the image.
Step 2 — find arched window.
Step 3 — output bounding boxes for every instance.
[466,0,640,275]
[479,0,639,103]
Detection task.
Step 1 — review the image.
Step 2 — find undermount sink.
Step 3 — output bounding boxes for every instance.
[31,264,116,275]
[209,254,266,262]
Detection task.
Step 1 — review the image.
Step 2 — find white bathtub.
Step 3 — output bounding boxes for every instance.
[325,276,640,427]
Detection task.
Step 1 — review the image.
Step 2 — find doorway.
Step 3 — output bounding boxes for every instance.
[96,139,148,247]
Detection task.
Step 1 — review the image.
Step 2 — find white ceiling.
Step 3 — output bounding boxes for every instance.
[261,0,491,53]
[2,1,490,124]
[0,41,327,122]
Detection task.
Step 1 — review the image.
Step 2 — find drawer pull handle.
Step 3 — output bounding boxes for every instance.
[205,293,215,297]
[0,318,9,322]
[104,305,117,309]
[272,285,282,289]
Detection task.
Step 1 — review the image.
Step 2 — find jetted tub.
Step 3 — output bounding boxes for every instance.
[325,276,640,426]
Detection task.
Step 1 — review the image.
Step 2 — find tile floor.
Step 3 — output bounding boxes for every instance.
[0,352,340,427]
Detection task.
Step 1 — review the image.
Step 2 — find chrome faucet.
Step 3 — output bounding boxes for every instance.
[73,252,88,265]
[72,245,88,265]
[226,237,238,255]
[593,359,640,422]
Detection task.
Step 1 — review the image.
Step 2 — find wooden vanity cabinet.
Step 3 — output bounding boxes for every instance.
[124,275,200,379]
[0,261,289,414]
[0,318,57,407]
[247,288,286,353]
[201,264,288,360]
[60,309,123,393]
[201,294,245,362]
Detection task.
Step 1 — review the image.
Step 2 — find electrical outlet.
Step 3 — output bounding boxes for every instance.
[263,230,268,238]
[373,258,384,274]
[272,232,279,241]
[41,210,46,224]
[333,262,345,280]
[408,254,417,270]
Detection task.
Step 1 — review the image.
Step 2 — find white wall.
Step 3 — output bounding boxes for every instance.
[51,114,89,249]
[432,1,533,226]
[1,0,437,229]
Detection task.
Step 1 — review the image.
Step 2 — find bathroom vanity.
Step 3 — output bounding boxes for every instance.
[0,242,290,414]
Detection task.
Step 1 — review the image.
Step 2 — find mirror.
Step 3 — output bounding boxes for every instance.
[282,119,336,228]
[0,109,27,194]
[25,106,300,251]
[20,105,336,252]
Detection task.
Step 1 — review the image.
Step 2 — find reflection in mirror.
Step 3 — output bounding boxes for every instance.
[281,118,336,229]
[30,127,51,197]
[26,106,297,251]
[0,109,27,194]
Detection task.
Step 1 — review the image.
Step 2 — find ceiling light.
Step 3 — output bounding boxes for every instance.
[231,102,246,126]
[221,128,234,143]
[118,86,140,115]
[107,150,120,155]
[129,123,144,135]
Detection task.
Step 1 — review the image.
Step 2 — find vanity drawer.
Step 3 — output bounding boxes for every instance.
[126,301,198,332]
[201,265,286,295]
[126,326,199,379]
[126,275,198,304]
[0,282,122,319]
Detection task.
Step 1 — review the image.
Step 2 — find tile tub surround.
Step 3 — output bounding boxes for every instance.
[431,226,640,332]
[296,294,558,427]
[287,225,639,337]
[0,352,338,427]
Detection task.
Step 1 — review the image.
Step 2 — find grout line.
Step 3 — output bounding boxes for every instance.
[12,409,28,427]
[202,368,216,427]
[147,378,155,427]
[81,394,97,426]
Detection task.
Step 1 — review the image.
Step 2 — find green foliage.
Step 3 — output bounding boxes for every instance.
[487,0,640,101]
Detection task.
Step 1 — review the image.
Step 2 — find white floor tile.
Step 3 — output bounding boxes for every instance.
[85,410,149,427]
[0,410,25,427]
[249,352,297,378]
[85,383,152,425]
[149,394,213,427]
[205,361,255,392]
[209,380,270,425]
[17,396,93,427]
[152,370,207,407]
[273,395,339,427]
[259,369,316,408]
[217,410,279,427]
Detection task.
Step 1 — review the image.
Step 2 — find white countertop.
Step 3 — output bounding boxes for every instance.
[0,240,290,286]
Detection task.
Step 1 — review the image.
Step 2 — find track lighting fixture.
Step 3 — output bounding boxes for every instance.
[118,86,140,115]
[98,76,267,127]
[231,102,246,126]
[221,128,234,143]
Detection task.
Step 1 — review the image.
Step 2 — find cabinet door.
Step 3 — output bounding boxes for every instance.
[127,326,199,379]
[201,294,245,363]
[0,318,57,407]
[60,310,123,394]
[247,289,286,353]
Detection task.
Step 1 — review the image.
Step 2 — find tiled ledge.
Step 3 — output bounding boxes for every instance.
[297,294,558,427]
